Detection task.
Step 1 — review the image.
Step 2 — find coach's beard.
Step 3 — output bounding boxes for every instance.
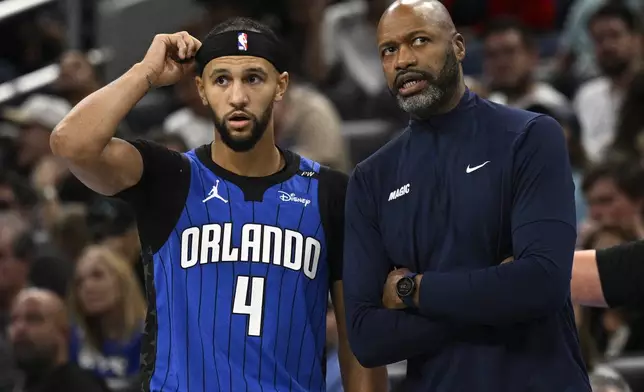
[393,48,460,118]
[212,102,274,152]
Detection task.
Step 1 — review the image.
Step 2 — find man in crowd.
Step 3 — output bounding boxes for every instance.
[7,288,108,391]
[574,3,642,162]
[483,17,571,114]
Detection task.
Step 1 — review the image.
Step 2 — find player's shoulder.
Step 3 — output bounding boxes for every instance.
[129,138,190,168]
[293,151,348,193]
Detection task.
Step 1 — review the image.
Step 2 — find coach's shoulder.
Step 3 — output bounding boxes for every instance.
[510,115,567,161]
[353,128,409,178]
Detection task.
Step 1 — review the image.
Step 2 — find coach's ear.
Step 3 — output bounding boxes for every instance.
[273,71,289,102]
[194,76,209,106]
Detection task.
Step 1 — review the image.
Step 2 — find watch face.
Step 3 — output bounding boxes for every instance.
[396,277,414,297]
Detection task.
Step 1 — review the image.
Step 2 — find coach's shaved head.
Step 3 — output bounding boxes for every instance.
[381,0,456,33]
[377,0,465,117]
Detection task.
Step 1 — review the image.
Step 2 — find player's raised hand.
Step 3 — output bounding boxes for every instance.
[139,31,202,88]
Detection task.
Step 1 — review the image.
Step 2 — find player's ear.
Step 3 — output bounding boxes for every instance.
[273,71,289,102]
[453,33,466,62]
[194,75,209,106]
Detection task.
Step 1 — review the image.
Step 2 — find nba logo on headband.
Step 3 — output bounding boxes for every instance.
[237,32,248,51]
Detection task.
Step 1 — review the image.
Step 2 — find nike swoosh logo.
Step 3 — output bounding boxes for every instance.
[466,161,490,173]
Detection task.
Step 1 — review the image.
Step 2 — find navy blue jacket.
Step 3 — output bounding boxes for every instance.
[343,90,590,391]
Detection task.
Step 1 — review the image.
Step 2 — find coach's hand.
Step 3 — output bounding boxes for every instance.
[382,268,410,310]
[139,31,202,88]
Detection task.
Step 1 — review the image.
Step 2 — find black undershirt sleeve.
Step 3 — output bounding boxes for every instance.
[596,240,644,307]
[113,139,191,254]
[317,166,349,283]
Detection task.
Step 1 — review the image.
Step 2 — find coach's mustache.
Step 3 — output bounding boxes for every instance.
[394,69,433,90]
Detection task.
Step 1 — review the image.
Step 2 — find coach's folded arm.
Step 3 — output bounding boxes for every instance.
[414,118,576,326]
[343,166,451,368]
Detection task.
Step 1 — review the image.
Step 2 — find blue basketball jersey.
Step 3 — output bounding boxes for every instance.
[117,141,347,392]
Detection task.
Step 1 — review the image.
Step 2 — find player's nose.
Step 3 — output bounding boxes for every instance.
[228,82,250,107]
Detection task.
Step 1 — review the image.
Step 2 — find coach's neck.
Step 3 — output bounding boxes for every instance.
[212,124,284,178]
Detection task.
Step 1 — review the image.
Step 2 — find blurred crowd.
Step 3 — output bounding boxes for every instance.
[2,0,644,391]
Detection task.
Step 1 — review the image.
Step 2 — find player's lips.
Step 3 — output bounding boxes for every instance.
[227,112,251,129]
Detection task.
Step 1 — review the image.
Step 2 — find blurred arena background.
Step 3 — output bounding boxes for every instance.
[1,0,644,391]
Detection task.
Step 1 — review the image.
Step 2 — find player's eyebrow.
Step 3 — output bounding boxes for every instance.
[243,67,269,78]
[209,68,230,79]
[209,67,269,79]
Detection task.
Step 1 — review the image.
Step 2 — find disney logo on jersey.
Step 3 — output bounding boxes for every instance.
[278,191,311,207]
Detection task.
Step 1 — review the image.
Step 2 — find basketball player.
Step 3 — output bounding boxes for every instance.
[50,18,386,392]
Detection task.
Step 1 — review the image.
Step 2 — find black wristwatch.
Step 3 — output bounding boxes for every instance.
[396,272,418,308]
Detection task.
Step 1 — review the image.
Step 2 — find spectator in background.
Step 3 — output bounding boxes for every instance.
[574,3,642,162]
[8,288,108,392]
[0,213,31,335]
[582,160,644,241]
[55,51,102,106]
[0,170,39,220]
[1,94,70,177]
[556,0,642,84]
[318,0,405,123]
[86,198,143,291]
[49,204,91,264]
[273,82,350,172]
[0,212,70,307]
[483,17,571,114]
[162,74,213,149]
[68,246,145,391]
[611,69,644,161]
[282,0,329,81]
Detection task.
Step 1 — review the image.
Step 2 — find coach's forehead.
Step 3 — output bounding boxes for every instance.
[378,0,455,43]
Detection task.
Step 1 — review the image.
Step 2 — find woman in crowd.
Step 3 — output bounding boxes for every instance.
[68,245,146,391]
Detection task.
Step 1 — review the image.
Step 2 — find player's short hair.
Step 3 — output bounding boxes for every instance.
[204,17,279,44]
[482,17,536,50]
[588,2,640,33]
[582,159,644,200]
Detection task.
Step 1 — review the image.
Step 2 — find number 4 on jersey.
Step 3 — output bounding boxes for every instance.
[232,276,265,336]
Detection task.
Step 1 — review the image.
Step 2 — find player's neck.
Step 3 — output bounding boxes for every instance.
[212,133,284,178]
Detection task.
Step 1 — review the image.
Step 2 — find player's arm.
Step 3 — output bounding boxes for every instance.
[320,168,388,390]
[331,283,388,391]
[343,165,451,368]
[412,116,576,325]
[50,32,200,196]
[572,240,644,307]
